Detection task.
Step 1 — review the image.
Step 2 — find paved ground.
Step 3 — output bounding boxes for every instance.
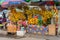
[0,37,45,40]
[0,30,60,40]
[0,33,60,40]
[0,35,60,40]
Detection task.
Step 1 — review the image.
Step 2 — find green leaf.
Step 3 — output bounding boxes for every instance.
[38,19,43,25]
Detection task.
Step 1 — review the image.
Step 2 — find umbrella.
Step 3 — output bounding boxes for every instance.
[1,2,9,8]
[9,1,21,5]
[3,0,24,2]
[0,0,5,5]
[1,0,25,8]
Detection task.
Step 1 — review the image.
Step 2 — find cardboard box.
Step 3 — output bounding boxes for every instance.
[7,25,17,33]
[48,24,56,35]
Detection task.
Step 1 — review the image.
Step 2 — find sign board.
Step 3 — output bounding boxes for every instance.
[48,24,56,35]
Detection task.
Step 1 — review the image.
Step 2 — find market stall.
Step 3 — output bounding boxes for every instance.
[0,1,59,36]
[5,5,58,36]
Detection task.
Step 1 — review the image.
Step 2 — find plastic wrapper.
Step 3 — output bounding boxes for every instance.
[27,25,48,34]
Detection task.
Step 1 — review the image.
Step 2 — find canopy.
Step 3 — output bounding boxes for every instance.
[1,0,25,8]
[0,0,5,5]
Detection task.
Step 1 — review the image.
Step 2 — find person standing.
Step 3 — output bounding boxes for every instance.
[2,12,6,29]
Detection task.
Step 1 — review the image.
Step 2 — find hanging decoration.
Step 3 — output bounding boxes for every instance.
[9,8,26,22]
